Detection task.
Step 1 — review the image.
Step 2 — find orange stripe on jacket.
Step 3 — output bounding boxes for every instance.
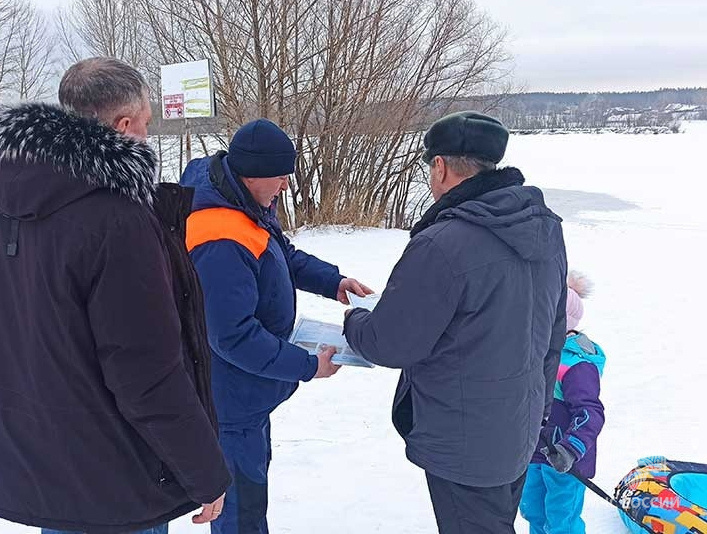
[186,208,269,260]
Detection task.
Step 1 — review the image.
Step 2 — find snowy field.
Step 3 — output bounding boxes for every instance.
[3,123,707,533]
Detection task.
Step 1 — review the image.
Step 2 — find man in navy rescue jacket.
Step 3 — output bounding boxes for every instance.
[181,118,372,534]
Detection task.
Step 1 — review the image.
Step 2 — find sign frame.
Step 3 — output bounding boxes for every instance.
[160,59,216,120]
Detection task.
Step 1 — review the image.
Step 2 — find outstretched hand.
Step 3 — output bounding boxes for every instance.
[337,278,374,305]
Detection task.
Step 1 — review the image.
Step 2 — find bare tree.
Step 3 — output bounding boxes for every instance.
[133,0,508,228]
[56,0,162,96]
[286,0,509,227]
[55,7,86,64]
[64,0,509,227]
[13,4,56,100]
[0,0,19,98]
[58,0,147,66]
[0,0,56,102]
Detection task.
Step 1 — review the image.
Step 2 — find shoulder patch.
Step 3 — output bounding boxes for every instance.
[186,208,269,259]
[575,333,597,355]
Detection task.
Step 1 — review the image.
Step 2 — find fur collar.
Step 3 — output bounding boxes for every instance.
[0,103,156,205]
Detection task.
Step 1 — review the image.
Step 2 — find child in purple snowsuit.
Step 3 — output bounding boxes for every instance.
[520,271,606,534]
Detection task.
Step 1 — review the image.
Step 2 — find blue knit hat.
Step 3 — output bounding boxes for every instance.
[227,119,297,178]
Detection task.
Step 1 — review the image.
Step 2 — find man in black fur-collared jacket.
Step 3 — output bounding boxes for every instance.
[0,58,230,534]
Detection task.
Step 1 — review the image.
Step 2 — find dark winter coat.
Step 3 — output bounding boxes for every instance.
[180,153,343,429]
[0,104,231,533]
[345,168,568,488]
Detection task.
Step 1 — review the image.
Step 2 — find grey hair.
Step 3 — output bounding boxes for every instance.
[58,57,149,124]
[430,155,496,177]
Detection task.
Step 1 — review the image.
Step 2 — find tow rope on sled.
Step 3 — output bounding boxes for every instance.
[540,436,656,533]
[541,433,707,533]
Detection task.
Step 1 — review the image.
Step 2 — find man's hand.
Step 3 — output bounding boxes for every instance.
[192,493,225,524]
[541,443,577,474]
[337,278,374,305]
[314,345,342,378]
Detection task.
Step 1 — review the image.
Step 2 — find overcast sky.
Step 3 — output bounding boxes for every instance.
[477,0,707,92]
[36,0,707,93]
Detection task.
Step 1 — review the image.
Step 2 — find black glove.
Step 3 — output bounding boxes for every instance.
[540,443,576,474]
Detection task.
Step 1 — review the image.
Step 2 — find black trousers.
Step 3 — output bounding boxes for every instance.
[426,470,527,534]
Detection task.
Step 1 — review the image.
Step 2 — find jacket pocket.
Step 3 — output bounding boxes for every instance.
[392,378,413,438]
[157,462,175,487]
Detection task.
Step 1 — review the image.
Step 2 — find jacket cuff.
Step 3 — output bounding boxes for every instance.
[561,435,587,460]
[301,354,319,382]
[342,307,364,335]
[282,343,318,382]
[188,468,233,505]
[324,272,345,301]
[342,308,369,354]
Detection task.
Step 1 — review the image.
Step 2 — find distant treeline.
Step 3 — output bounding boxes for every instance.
[467,88,707,130]
[151,88,707,137]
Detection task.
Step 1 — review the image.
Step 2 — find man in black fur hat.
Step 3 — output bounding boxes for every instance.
[0,58,231,534]
[345,111,568,533]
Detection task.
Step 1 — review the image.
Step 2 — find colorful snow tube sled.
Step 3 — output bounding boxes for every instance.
[614,456,707,533]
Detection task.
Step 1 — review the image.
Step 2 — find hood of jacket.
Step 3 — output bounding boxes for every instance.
[181,153,234,212]
[0,103,157,220]
[437,168,564,262]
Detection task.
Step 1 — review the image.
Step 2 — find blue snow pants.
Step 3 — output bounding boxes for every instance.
[211,419,271,534]
[520,463,586,534]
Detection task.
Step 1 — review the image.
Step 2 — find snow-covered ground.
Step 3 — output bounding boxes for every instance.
[3,123,707,533]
